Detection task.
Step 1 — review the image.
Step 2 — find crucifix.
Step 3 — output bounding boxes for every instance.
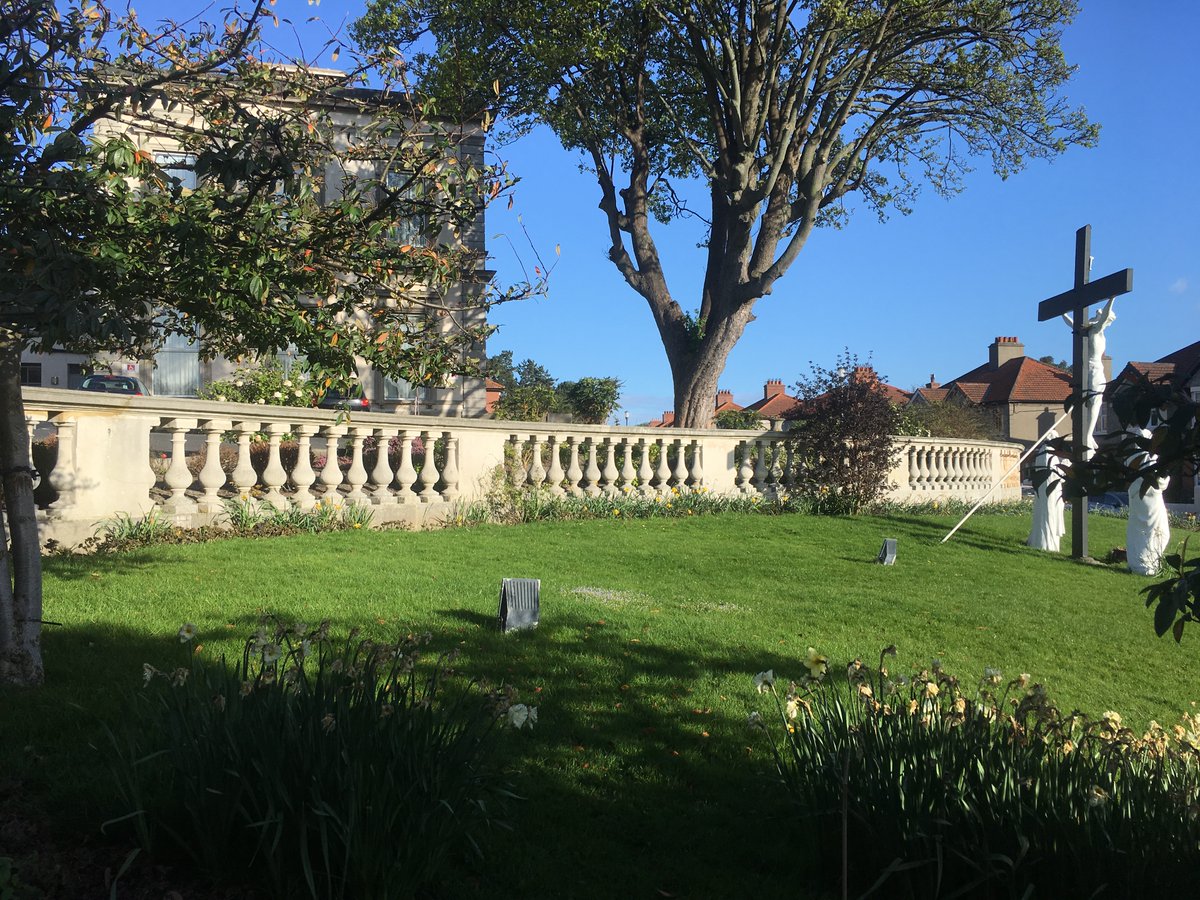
[1037,225,1133,560]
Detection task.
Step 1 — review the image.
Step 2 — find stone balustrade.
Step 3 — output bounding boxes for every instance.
[19,389,1023,544]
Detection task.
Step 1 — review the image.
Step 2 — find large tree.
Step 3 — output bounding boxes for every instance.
[0,0,521,686]
[354,0,1097,427]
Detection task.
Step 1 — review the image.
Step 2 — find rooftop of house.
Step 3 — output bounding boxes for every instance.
[1111,339,1200,394]
[944,337,1072,405]
[743,378,801,418]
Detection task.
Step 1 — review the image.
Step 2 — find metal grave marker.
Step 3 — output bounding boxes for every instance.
[499,578,540,632]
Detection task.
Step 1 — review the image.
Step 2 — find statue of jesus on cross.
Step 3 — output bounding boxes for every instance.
[1061,297,1117,455]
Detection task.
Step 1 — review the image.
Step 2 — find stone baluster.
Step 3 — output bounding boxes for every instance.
[509,434,528,489]
[908,445,920,491]
[260,422,290,507]
[160,418,199,514]
[688,440,704,488]
[393,429,418,502]
[344,427,370,504]
[24,416,42,490]
[778,440,792,491]
[949,448,963,490]
[964,449,977,488]
[618,438,636,494]
[231,421,260,500]
[584,437,603,497]
[290,424,318,510]
[46,416,78,517]
[978,449,990,488]
[317,425,347,501]
[737,440,755,494]
[545,435,566,497]
[417,430,441,502]
[650,438,668,495]
[671,438,688,489]
[196,419,231,513]
[565,436,584,496]
[440,433,460,502]
[752,439,768,493]
[527,434,547,489]
[600,439,619,496]
[916,446,931,491]
[370,428,397,505]
[931,446,946,491]
[637,439,655,496]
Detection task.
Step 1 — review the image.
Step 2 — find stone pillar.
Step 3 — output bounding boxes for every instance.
[161,418,199,514]
[290,424,318,510]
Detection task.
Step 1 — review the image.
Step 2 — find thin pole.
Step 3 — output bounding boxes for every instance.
[940,409,1072,545]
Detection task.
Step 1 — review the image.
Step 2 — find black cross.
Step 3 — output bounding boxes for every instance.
[1037,225,1133,560]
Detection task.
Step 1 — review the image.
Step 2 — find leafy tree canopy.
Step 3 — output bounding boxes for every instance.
[487,351,621,422]
[0,0,527,685]
[355,0,1097,427]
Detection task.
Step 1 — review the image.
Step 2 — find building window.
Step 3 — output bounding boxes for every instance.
[154,331,200,396]
[67,363,85,389]
[20,363,41,387]
[381,373,419,403]
[383,170,430,246]
[154,152,198,193]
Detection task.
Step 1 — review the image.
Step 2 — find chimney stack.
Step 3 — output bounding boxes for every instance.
[764,379,785,399]
[927,373,940,390]
[988,335,1025,370]
[715,389,734,408]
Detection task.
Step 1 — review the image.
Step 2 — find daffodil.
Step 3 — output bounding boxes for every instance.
[178,622,198,643]
[753,670,775,693]
[804,647,828,679]
[507,703,537,729]
[262,642,282,665]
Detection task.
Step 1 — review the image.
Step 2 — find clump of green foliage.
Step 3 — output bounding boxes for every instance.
[895,399,1001,440]
[198,358,319,407]
[486,350,621,423]
[714,408,764,430]
[106,620,531,899]
[752,649,1200,897]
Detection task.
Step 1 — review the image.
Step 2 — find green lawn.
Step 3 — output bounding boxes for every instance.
[4,510,1196,897]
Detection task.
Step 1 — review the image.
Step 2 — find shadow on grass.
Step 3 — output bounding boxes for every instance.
[4,612,820,900]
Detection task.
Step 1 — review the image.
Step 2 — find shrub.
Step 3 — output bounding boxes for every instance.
[105,621,528,899]
[751,650,1200,897]
[714,408,764,430]
[198,358,318,407]
[784,352,900,514]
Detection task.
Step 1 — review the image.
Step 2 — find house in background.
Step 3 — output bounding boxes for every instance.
[19,68,494,417]
[924,336,1085,448]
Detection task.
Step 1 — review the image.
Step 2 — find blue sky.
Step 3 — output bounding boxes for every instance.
[138,1,1199,424]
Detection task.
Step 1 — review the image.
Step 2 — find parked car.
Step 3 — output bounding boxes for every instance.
[1088,491,1129,512]
[316,385,370,412]
[78,374,150,396]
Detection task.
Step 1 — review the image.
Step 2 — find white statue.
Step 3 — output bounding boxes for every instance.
[1125,427,1170,576]
[1027,430,1066,552]
[1061,298,1116,454]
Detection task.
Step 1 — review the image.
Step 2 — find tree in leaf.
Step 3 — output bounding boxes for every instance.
[0,0,525,686]
[354,0,1097,428]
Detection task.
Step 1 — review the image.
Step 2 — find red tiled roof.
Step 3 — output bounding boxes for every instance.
[1111,340,1200,393]
[879,383,913,405]
[714,398,744,413]
[743,392,801,417]
[910,387,949,404]
[945,357,1070,405]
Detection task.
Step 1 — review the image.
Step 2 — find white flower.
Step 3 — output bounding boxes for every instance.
[178,622,197,643]
[262,642,282,665]
[507,703,537,729]
[746,711,767,731]
[753,670,775,693]
[294,389,304,397]
[216,394,227,402]
[283,379,293,387]
[785,697,801,720]
[142,663,157,685]
[348,372,359,380]
[272,391,282,399]
[256,398,265,404]
[235,380,244,387]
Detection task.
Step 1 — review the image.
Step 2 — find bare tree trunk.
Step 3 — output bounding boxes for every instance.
[0,336,44,687]
[666,305,756,429]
